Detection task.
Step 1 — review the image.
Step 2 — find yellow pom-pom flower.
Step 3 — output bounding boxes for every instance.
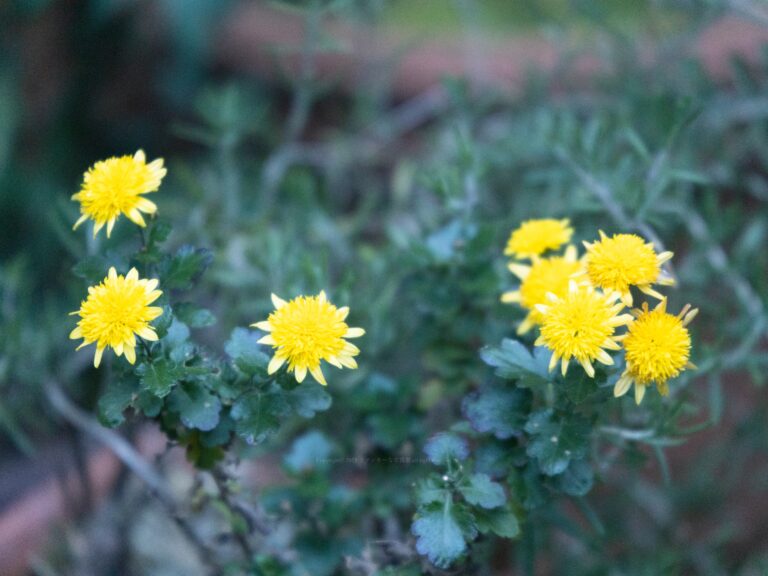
[614,299,697,404]
[583,231,674,306]
[252,291,365,386]
[504,218,573,260]
[69,267,163,368]
[72,150,166,238]
[534,281,633,377]
[502,245,584,335]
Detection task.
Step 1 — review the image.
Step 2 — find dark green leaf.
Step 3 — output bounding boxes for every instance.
[525,409,591,476]
[168,382,221,431]
[412,501,467,568]
[224,328,269,375]
[462,383,531,439]
[459,473,506,509]
[72,255,112,284]
[173,302,216,328]
[97,378,137,427]
[424,432,468,465]
[473,506,520,538]
[289,382,332,418]
[230,388,291,445]
[136,359,183,398]
[161,245,213,290]
[480,339,550,386]
[136,390,163,418]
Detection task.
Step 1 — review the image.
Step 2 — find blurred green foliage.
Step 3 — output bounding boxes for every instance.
[2,0,768,575]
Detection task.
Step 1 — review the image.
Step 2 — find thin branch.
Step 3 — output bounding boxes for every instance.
[44,381,221,575]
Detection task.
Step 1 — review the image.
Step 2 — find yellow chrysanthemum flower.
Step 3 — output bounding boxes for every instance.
[70,267,163,368]
[72,150,166,238]
[583,231,674,306]
[504,218,573,260]
[535,281,633,377]
[614,299,697,404]
[502,245,584,334]
[251,291,364,386]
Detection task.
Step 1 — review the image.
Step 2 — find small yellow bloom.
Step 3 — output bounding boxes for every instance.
[583,231,674,306]
[504,218,573,260]
[251,291,364,386]
[70,267,163,368]
[72,150,166,238]
[535,281,633,377]
[502,245,584,334]
[614,299,697,404]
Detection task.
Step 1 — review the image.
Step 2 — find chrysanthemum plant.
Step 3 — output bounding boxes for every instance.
[69,151,361,475]
[410,218,698,569]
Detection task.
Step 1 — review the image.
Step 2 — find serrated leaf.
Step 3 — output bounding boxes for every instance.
[161,245,213,290]
[284,431,334,474]
[459,473,506,509]
[137,359,183,398]
[412,502,466,569]
[424,432,469,465]
[97,378,137,427]
[174,302,216,328]
[289,382,332,418]
[230,388,291,445]
[168,382,221,431]
[480,339,550,386]
[473,507,520,538]
[525,409,591,476]
[224,328,269,375]
[462,383,531,439]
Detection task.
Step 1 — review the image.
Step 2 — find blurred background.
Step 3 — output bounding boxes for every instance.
[2,1,768,574]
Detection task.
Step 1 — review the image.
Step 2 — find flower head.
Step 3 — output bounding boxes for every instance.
[535,281,633,377]
[502,245,584,334]
[252,291,364,386]
[70,267,163,367]
[504,218,573,260]
[583,231,673,306]
[614,299,697,404]
[72,150,166,238]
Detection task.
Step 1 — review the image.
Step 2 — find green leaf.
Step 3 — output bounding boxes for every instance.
[136,390,163,418]
[160,245,213,290]
[459,473,506,509]
[284,431,334,474]
[289,382,332,418]
[148,220,172,246]
[563,368,602,404]
[173,302,216,328]
[224,328,269,375]
[424,432,468,465]
[168,382,222,431]
[97,378,138,428]
[415,476,449,505]
[412,501,467,569]
[553,458,594,496]
[480,339,550,386]
[525,409,591,476]
[72,254,113,284]
[462,383,531,439]
[473,506,520,538]
[136,359,183,398]
[230,388,291,445]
